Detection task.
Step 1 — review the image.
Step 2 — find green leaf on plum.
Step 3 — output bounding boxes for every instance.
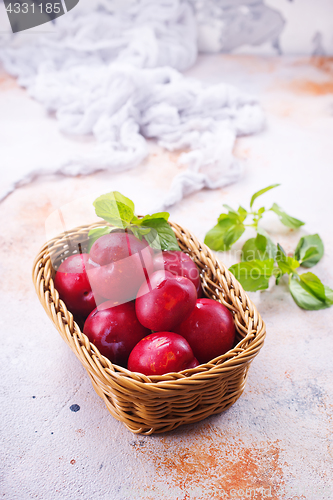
[129,225,152,241]
[93,191,135,228]
[110,191,135,212]
[137,212,170,223]
[142,218,180,251]
[91,192,179,251]
[87,226,112,251]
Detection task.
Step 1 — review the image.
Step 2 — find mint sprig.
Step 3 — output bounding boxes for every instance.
[89,191,180,251]
[204,184,304,252]
[204,184,332,311]
[238,240,332,311]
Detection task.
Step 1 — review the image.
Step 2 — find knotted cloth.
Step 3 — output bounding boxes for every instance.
[0,0,265,207]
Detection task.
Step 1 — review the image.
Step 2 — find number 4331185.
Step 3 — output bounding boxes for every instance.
[5,3,62,14]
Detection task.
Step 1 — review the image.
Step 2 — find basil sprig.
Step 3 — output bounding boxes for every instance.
[205,184,332,311]
[88,191,180,252]
[204,184,304,252]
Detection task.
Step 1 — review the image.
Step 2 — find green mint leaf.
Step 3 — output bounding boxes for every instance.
[256,227,270,238]
[218,208,247,225]
[204,223,229,251]
[255,233,267,252]
[223,204,238,215]
[250,183,280,208]
[273,267,283,285]
[324,286,333,304]
[205,207,246,251]
[270,203,304,229]
[289,278,325,310]
[256,228,278,258]
[242,231,276,262]
[223,224,246,249]
[299,272,327,301]
[112,192,135,212]
[129,225,152,241]
[91,193,174,250]
[138,212,170,224]
[294,234,324,268]
[93,191,135,228]
[218,213,237,224]
[241,238,264,261]
[267,239,278,259]
[205,220,245,251]
[87,226,112,251]
[222,204,247,220]
[229,259,275,292]
[141,218,180,251]
[289,274,333,310]
[238,206,248,218]
[277,243,287,257]
[301,247,321,263]
[130,226,143,240]
[276,243,300,275]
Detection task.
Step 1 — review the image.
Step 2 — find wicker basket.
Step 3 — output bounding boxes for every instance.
[32,221,266,435]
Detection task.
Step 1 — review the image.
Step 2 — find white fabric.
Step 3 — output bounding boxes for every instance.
[0,0,264,208]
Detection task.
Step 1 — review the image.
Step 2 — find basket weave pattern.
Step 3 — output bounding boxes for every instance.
[32,221,266,435]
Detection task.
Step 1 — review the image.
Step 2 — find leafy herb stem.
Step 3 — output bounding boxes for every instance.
[204,184,332,311]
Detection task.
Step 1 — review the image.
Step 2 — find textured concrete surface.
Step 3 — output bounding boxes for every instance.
[1,56,333,500]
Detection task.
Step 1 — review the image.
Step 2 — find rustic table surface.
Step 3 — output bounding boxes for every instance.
[1,55,333,500]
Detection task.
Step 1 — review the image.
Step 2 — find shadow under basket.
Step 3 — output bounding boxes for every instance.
[32,221,266,435]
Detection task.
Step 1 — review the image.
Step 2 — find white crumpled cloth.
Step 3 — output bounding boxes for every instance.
[0,0,265,208]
